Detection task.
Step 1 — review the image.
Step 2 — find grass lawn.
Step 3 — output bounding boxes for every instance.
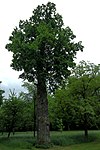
[0,130,100,150]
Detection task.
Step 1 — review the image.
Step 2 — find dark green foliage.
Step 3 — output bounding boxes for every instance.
[48,61,100,134]
[19,100,34,131]
[0,91,24,137]
[6,2,83,92]
[68,61,100,135]
[0,83,36,135]
[0,89,36,135]
[19,82,36,136]
[48,89,76,131]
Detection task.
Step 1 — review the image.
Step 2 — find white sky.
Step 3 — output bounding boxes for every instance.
[0,0,100,92]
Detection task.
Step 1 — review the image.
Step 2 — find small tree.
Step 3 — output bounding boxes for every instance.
[1,91,24,137]
[6,2,83,145]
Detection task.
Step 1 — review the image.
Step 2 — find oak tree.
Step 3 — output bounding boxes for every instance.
[6,2,83,145]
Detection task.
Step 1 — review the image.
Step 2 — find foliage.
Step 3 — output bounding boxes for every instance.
[48,88,76,131]
[56,118,65,132]
[20,81,37,101]
[48,61,100,134]
[66,61,100,136]
[20,100,34,131]
[0,91,24,137]
[19,81,36,135]
[0,89,36,134]
[5,2,83,92]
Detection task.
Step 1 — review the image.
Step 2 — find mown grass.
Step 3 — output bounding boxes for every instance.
[0,130,100,150]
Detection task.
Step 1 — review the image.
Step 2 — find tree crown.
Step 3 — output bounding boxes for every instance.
[6,2,84,92]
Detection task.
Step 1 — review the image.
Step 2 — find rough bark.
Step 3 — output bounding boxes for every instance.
[36,76,50,145]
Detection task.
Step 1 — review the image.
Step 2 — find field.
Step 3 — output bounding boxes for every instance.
[0,130,100,150]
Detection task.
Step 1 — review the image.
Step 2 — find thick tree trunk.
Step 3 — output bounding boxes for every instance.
[36,76,50,146]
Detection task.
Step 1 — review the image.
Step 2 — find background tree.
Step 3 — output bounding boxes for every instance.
[20,81,36,137]
[0,91,24,137]
[67,61,100,137]
[6,2,83,145]
[20,82,37,101]
[48,61,100,135]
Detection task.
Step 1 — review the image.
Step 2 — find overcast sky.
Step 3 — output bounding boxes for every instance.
[0,0,100,95]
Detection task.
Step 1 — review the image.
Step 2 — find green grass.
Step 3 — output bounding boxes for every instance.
[0,131,100,150]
